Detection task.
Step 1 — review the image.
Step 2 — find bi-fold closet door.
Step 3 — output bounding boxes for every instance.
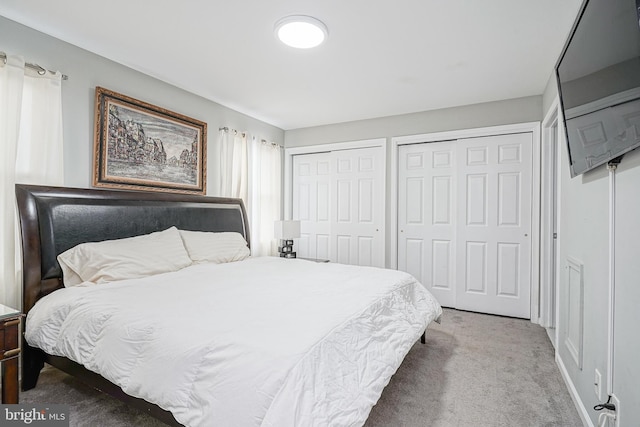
[397,132,533,318]
[292,146,384,267]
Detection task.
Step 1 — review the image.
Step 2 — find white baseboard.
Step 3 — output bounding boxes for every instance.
[556,353,594,427]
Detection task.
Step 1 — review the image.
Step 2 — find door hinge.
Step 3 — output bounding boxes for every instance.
[553,232,557,239]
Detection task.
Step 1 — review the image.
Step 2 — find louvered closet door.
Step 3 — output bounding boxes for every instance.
[397,142,457,307]
[456,133,532,318]
[292,147,384,267]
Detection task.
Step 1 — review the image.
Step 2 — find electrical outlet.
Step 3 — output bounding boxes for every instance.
[610,394,620,427]
[594,369,602,400]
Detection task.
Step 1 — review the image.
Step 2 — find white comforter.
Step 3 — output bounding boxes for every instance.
[26,257,442,427]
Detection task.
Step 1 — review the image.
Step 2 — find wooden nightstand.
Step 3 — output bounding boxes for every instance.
[0,304,21,404]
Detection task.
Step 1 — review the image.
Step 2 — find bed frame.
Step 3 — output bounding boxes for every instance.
[15,184,250,426]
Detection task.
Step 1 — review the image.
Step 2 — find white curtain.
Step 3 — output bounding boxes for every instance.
[0,54,64,309]
[248,137,282,256]
[218,129,248,202]
[219,129,282,256]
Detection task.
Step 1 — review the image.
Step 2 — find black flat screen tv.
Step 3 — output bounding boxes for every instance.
[556,0,640,177]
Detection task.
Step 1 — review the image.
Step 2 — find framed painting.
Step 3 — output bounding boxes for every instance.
[93,87,207,195]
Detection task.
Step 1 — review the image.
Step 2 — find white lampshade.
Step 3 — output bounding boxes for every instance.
[274,220,301,239]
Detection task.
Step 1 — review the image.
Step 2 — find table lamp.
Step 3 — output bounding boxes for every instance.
[274,220,301,258]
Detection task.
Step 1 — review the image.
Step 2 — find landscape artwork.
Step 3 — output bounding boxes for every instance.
[93,87,207,194]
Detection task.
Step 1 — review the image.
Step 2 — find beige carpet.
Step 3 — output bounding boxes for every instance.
[20,308,583,426]
[366,309,582,427]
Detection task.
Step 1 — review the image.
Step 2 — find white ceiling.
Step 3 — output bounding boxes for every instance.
[0,0,583,130]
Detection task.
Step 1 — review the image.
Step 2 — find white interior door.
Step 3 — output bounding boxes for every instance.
[292,146,384,267]
[332,147,384,267]
[397,132,533,318]
[397,141,457,307]
[292,153,331,260]
[456,133,532,318]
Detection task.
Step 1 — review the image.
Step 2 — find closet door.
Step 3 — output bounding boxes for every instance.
[456,133,532,318]
[292,146,385,267]
[332,147,384,267]
[292,153,332,260]
[397,132,533,318]
[397,142,457,307]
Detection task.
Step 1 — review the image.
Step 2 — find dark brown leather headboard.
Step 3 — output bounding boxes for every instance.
[15,184,250,315]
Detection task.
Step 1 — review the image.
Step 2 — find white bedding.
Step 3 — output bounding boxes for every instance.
[26,257,442,427]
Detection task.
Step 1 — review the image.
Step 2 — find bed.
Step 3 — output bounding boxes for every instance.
[16,184,442,427]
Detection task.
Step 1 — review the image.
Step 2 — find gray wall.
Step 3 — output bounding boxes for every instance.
[0,16,284,194]
[285,96,542,147]
[556,132,610,426]
[542,73,559,114]
[543,71,640,425]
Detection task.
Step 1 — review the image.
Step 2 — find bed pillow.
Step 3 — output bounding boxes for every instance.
[57,226,192,286]
[178,230,250,264]
[58,263,85,287]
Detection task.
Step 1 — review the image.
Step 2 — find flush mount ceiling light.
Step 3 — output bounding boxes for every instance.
[274,15,328,49]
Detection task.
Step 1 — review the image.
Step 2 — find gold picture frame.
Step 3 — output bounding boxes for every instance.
[93,87,207,195]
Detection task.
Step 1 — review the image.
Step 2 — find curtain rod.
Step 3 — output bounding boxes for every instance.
[0,51,69,81]
[261,139,280,148]
[218,127,245,137]
[219,127,279,147]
